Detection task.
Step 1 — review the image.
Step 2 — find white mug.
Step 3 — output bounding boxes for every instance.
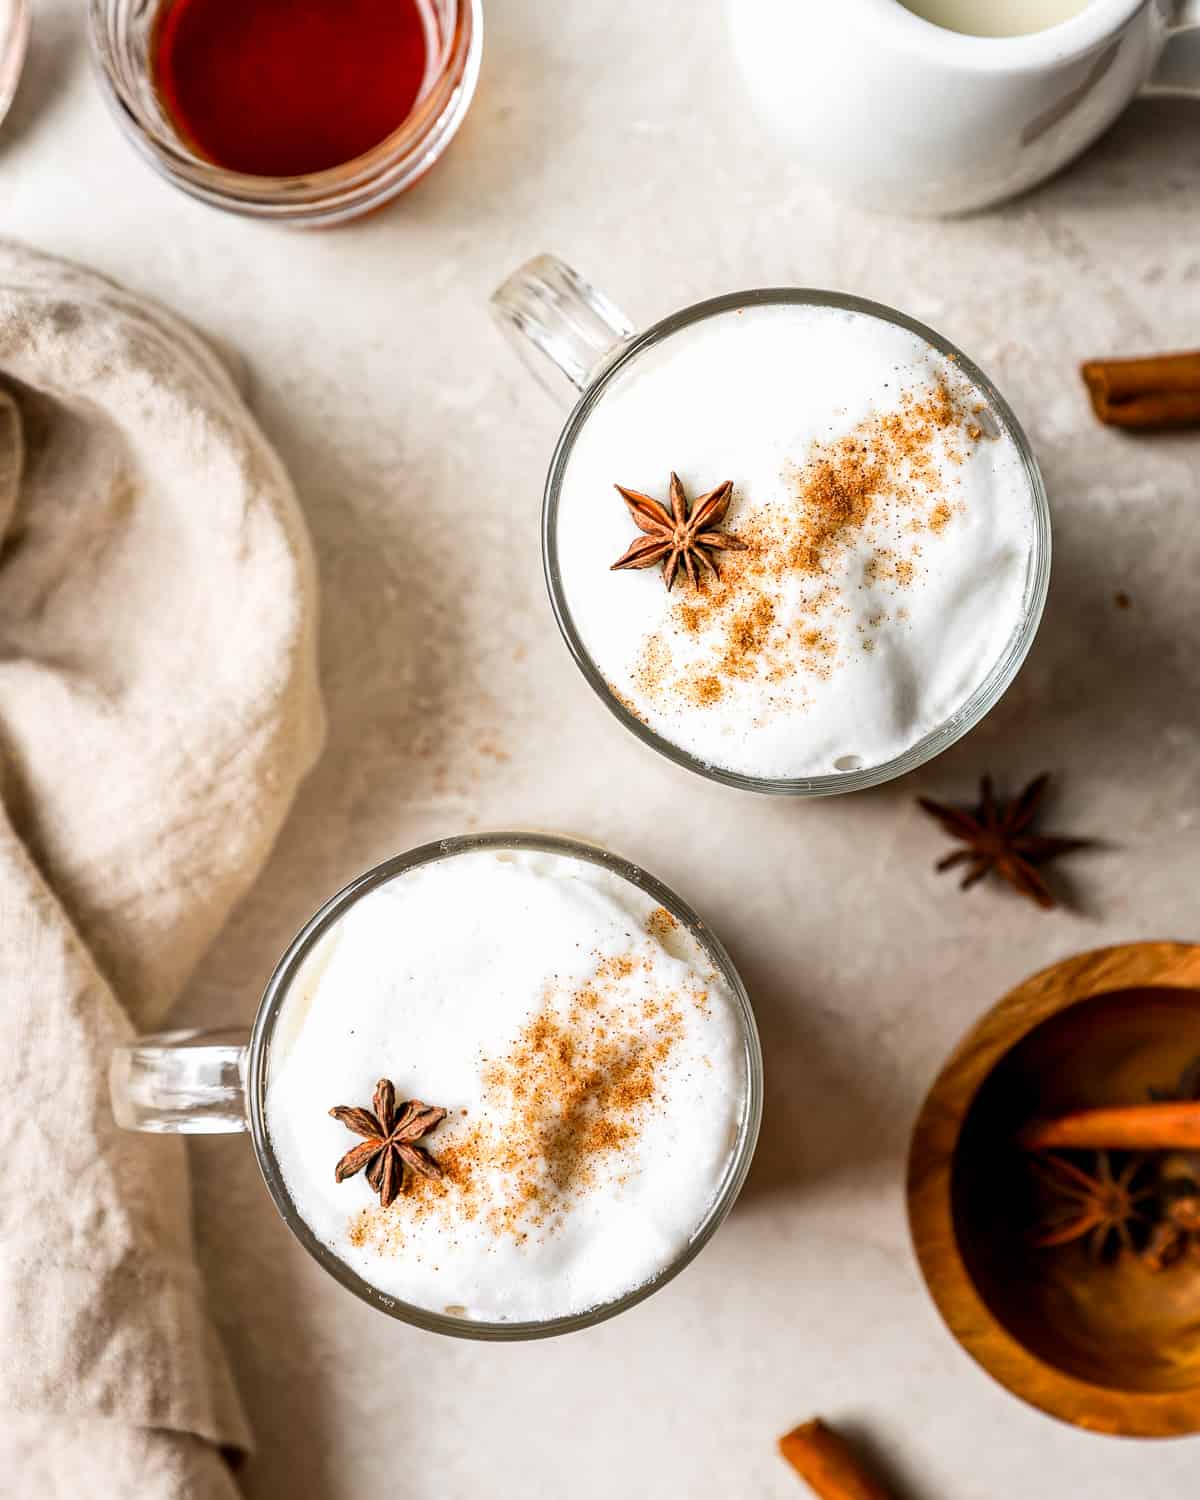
[730,0,1200,215]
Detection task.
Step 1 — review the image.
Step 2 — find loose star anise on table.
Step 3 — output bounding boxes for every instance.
[329,1078,447,1208]
[917,773,1094,910]
[610,471,747,591]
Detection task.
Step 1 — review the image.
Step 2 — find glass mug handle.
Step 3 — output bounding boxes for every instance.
[110,1028,250,1133]
[1145,0,1200,95]
[490,254,635,406]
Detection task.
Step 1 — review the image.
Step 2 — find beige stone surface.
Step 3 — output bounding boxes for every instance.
[5,0,1200,1494]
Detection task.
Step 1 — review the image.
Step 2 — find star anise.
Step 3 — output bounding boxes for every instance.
[1029,1152,1155,1260]
[917,773,1093,910]
[329,1078,447,1208]
[610,471,747,591]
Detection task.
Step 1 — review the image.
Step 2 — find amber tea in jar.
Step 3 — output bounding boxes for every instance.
[153,0,436,176]
[92,0,481,222]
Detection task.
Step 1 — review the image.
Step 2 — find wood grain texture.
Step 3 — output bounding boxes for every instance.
[907,943,1200,1439]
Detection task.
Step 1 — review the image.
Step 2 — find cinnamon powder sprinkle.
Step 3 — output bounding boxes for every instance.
[606,682,649,724]
[645,906,679,940]
[632,377,985,718]
[687,674,724,707]
[348,955,707,1254]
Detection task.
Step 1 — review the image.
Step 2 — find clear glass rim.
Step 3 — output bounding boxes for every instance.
[543,287,1052,797]
[0,0,30,125]
[86,0,482,223]
[246,831,763,1341]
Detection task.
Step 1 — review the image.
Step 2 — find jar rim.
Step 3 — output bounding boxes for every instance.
[0,0,30,127]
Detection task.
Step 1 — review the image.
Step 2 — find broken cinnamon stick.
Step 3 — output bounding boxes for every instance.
[1081,350,1200,429]
[778,1420,897,1500]
[1017,1101,1200,1152]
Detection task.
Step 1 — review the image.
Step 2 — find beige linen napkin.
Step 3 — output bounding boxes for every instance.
[0,241,324,1498]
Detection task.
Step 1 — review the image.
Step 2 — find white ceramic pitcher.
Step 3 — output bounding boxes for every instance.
[730,0,1200,215]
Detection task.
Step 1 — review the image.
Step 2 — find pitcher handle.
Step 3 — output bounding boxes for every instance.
[110,1027,250,1133]
[1145,0,1200,95]
[490,254,635,407]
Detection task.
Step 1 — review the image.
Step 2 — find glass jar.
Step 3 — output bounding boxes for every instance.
[88,0,482,225]
[0,0,30,129]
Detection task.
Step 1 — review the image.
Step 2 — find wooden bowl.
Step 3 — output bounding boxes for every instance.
[907,942,1200,1438]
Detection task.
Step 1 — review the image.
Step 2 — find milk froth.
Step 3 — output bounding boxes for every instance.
[266,847,749,1323]
[554,302,1036,781]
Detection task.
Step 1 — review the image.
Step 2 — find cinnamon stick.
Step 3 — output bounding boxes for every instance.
[778,1419,897,1500]
[1081,350,1200,429]
[1017,1101,1200,1152]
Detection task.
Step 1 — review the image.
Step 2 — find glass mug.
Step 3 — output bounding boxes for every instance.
[0,0,29,131]
[111,832,763,1341]
[88,0,482,224]
[490,255,1051,797]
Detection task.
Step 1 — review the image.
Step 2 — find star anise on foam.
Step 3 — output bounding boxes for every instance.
[330,1078,447,1208]
[610,471,747,591]
[917,774,1094,910]
[1029,1152,1156,1260]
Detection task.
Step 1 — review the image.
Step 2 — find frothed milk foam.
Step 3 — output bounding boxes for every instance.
[898,0,1093,37]
[266,848,748,1322]
[554,303,1036,780]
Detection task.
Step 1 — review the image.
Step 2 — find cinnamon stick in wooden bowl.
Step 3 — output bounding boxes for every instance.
[1018,1100,1200,1152]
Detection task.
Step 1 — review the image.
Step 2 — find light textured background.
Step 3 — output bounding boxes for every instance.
[5,1,1200,1495]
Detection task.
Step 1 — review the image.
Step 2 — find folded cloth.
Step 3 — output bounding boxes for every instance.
[0,241,324,1499]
